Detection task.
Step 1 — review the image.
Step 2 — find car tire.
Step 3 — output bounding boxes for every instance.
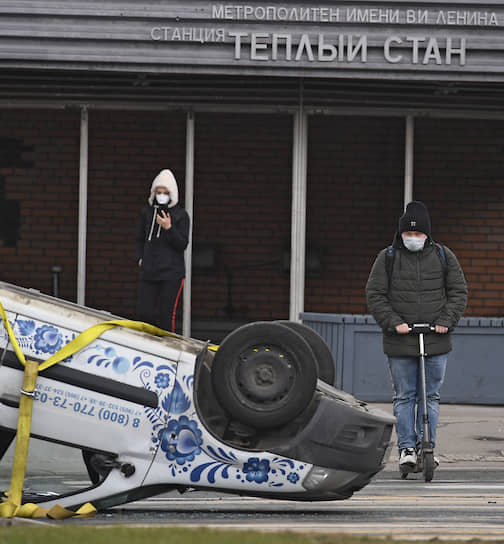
[211,321,318,429]
[275,321,335,385]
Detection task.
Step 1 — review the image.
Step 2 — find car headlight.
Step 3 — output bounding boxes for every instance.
[302,465,360,491]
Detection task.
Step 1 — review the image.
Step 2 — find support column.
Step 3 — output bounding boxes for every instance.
[77,107,88,306]
[183,112,195,337]
[404,115,414,209]
[289,109,308,322]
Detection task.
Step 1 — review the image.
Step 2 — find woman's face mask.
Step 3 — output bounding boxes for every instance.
[402,233,426,252]
[155,193,170,206]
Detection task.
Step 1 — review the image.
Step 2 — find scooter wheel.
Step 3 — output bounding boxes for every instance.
[423,452,435,482]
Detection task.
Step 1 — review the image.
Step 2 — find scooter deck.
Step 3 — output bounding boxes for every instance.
[400,460,423,475]
[400,463,423,476]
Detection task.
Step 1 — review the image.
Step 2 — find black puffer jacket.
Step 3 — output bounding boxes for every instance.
[366,234,468,357]
[135,204,190,281]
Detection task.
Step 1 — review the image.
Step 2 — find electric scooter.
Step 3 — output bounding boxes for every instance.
[400,323,436,482]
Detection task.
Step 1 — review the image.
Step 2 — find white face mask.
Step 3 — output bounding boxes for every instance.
[155,193,170,205]
[402,235,426,252]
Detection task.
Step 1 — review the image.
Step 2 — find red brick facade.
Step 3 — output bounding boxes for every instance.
[414,118,504,316]
[86,111,187,315]
[0,110,503,330]
[0,110,80,297]
[305,116,405,315]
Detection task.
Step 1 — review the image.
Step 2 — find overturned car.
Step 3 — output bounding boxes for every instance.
[0,281,394,511]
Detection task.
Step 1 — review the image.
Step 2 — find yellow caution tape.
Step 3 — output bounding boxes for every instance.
[0,359,39,518]
[0,300,26,368]
[38,319,172,371]
[0,300,186,519]
[18,501,98,520]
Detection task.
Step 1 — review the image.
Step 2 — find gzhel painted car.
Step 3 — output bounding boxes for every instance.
[0,281,394,511]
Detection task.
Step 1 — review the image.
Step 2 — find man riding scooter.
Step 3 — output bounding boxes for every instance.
[366,201,467,477]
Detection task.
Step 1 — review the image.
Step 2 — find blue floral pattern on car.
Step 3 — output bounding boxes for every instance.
[287,472,300,484]
[154,372,171,389]
[0,312,311,493]
[17,319,36,336]
[4,316,75,359]
[126,356,309,488]
[243,457,270,483]
[81,345,132,374]
[33,324,63,354]
[158,415,203,465]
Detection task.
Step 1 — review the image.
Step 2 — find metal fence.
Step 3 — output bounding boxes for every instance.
[302,313,504,405]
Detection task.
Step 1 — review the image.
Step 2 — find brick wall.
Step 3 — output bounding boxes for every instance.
[305,116,504,318]
[86,110,186,316]
[414,118,504,316]
[0,109,80,297]
[87,111,292,322]
[0,110,503,327]
[305,116,405,315]
[191,113,292,321]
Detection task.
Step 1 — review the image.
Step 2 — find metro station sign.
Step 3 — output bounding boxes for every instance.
[1,1,503,81]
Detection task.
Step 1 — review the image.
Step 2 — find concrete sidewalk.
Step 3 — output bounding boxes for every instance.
[1,403,503,477]
[375,403,504,471]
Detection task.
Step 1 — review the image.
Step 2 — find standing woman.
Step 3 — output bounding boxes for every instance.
[135,169,190,332]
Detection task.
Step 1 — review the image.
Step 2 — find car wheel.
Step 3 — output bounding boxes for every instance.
[276,321,335,385]
[211,321,318,429]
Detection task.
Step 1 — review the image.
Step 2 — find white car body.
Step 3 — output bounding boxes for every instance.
[0,282,395,510]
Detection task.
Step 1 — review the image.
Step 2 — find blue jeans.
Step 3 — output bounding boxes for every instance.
[387,354,448,451]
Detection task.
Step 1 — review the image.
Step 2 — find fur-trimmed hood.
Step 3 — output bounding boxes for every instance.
[148,169,179,207]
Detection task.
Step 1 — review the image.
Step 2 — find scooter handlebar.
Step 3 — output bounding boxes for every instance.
[408,323,436,334]
[388,324,452,334]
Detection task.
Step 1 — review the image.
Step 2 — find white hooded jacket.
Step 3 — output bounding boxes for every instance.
[148,169,179,207]
[136,169,190,281]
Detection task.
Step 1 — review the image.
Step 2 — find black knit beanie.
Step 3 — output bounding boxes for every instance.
[399,201,431,235]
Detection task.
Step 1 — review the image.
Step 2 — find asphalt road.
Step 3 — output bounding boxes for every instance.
[3,468,503,540]
[111,469,504,540]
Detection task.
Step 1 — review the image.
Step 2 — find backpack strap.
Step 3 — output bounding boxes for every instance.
[434,242,448,281]
[385,245,395,283]
[434,242,447,267]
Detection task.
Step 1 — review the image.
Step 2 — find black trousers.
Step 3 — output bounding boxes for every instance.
[136,277,184,333]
